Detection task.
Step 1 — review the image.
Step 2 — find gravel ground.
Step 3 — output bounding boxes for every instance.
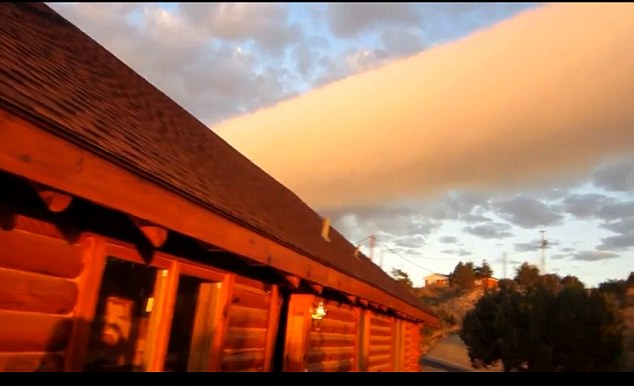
[421,333,503,372]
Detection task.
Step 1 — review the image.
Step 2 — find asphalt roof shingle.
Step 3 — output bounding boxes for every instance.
[0,2,435,318]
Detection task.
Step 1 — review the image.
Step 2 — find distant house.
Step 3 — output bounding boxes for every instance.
[424,274,449,287]
[474,277,499,290]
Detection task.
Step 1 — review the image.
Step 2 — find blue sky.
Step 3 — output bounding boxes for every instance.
[47,3,634,288]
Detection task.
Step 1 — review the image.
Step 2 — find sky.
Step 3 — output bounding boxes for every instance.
[47,3,634,288]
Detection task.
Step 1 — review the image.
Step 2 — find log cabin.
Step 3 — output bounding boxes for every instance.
[0,3,439,372]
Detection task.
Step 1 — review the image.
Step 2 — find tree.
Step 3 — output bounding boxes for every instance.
[514,262,540,287]
[460,276,624,372]
[450,261,476,290]
[391,268,413,290]
[475,260,493,279]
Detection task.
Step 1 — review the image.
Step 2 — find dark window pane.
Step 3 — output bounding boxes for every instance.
[84,257,158,372]
[164,276,217,372]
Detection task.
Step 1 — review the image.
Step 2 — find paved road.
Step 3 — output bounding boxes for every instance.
[421,333,503,372]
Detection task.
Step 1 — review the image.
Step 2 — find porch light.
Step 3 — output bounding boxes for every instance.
[311,300,327,320]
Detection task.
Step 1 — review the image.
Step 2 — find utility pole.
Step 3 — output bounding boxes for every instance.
[539,230,548,273]
[369,234,376,262]
[502,251,508,279]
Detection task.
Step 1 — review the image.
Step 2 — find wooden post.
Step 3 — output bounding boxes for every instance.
[145,261,180,371]
[65,234,106,371]
[263,285,281,371]
[209,274,235,372]
[283,294,314,371]
[358,310,371,372]
[392,319,403,371]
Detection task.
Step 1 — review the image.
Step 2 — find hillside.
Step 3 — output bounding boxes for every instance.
[416,285,488,354]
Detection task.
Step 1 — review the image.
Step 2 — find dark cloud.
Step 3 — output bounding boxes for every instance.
[493,196,563,229]
[514,241,540,253]
[550,254,569,260]
[327,3,420,38]
[515,237,559,253]
[439,236,458,244]
[325,204,441,248]
[417,3,541,45]
[572,250,620,262]
[597,202,634,221]
[49,3,299,126]
[597,233,634,252]
[380,29,427,57]
[178,3,302,53]
[441,249,473,256]
[393,235,426,249]
[559,193,615,218]
[462,213,492,223]
[425,190,490,222]
[591,157,634,192]
[384,246,423,257]
[463,223,513,239]
[601,217,634,234]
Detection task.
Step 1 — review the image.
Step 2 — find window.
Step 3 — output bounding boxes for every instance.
[83,257,159,371]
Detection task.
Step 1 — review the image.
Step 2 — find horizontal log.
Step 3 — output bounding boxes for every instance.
[368,346,392,357]
[368,354,392,368]
[0,229,83,278]
[0,352,64,372]
[230,286,270,310]
[370,315,392,328]
[306,358,355,372]
[227,305,269,329]
[221,348,265,372]
[307,346,354,363]
[310,319,356,335]
[0,310,72,352]
[369,326,392,337]
[0,268,78,314]
[368,362,393,372]
[234,276,267,292]
[223,327,268,350]
[309,332,356,348]
[320,304,357,323]
[369,337,393,347]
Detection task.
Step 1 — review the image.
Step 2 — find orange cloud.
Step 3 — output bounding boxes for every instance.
[216,3,634,211]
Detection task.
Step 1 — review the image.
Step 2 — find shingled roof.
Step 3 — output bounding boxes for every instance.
[0,3,435,318]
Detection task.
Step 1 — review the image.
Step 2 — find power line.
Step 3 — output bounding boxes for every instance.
[382,245,437,274]
[353,235,373,245]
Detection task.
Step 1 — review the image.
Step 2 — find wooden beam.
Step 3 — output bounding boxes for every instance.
[359,298,369,307]
[0,201,16,231]
[346,295,357,304]
[33,185,73,212]
[321,217,331,242]
[282,274,301,289]
[309,283,323,295]
[130,216,168,248]
[0,110,439,326]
